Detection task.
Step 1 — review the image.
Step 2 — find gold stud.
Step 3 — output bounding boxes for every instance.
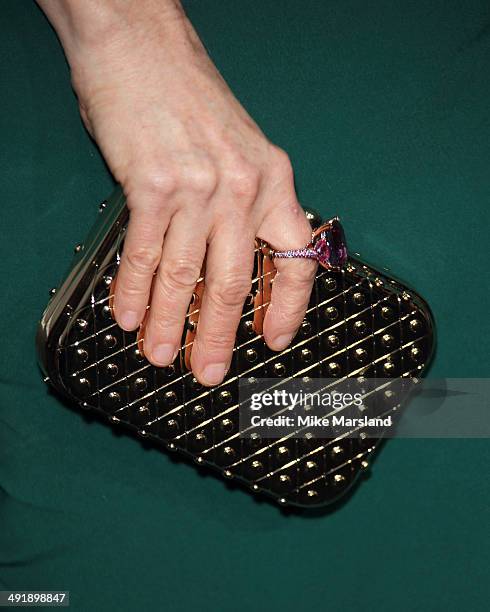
[134,377,147,392]
[76,318,88,331]
[166,418,178,431]
[327,334,339,348]
[333,474,346,485]
[301,320,312,335]
[354,320,367,335]
[410,346,421,361]
[328,362,341,376]
[331,445,343,457]
[78,377,90,392]
[274,362,286,376]
[165,390,177,405]
[383,361,395,374]
[353,292,365,305]
[133,348,145,362]
[251,460,263,472]
[301,348,313,362]
[355,348,367,362]
[382,333,394,347]
[103,334,117,348]
[325,306,338,320]
[190,377,202,390]
[220,418,234,432]
[250,432,261,447]
[243,320,254,335]
[381,306,393,320]
[246,348,258,362]
[76,348,88,362]
[325,277,337,291]
[409,319,421,333]
[219,390,232,405]
[192,404,205,418]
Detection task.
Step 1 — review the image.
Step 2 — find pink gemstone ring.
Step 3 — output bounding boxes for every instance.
[272,217,348,270]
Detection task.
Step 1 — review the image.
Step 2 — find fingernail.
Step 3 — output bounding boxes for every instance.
[201,362,227,386]
[152,343,177,365]
[119,310,140,330]
[271,333,294,351]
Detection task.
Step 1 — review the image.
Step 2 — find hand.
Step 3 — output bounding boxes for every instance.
[38,0,317,386]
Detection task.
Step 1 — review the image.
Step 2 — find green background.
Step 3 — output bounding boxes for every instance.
[1,1,489,610]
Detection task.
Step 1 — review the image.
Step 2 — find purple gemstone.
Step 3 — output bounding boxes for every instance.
[314,219,348,269]
[314,238,331,264]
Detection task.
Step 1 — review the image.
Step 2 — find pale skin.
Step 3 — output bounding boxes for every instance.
[37,0,317,386]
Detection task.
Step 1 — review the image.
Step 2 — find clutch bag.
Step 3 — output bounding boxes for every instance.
[37,187,435,508]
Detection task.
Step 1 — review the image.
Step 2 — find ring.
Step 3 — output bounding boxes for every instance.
[272,217,348,270]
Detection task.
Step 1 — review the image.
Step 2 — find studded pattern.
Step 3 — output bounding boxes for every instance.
[39,206,434,508]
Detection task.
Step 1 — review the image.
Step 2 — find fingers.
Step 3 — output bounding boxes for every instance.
[114,203,170,331]
[143,210,207,366]
[190,222,255,386]
[261,204,317,352]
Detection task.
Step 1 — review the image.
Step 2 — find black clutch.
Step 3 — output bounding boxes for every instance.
[37,187,435,508]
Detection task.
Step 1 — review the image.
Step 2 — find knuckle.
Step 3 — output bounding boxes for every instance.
[187,166,218,197]
[199,329,235,354]
[208,274,252,310]
[226,164,261,201]
[162,258,202,291]
[270,146,294,181]
[128,167,179,201]
[125,245,162,274]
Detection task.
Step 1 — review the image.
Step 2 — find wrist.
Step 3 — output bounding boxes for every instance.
[37,0,186,61]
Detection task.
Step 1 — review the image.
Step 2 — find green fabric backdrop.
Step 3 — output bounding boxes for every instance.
[0,1,489,610]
